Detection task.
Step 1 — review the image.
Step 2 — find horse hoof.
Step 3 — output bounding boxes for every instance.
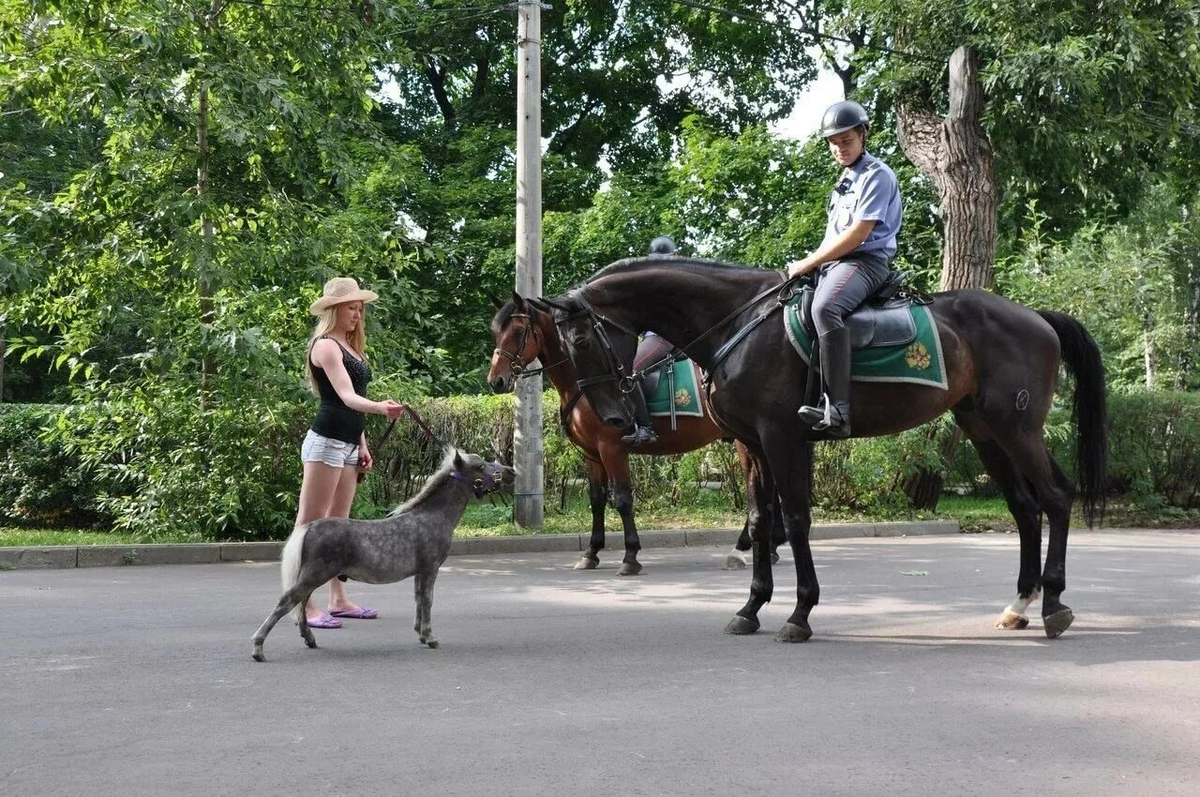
[574,557,599,570]
[774,622,813,643]
[1044,608,1074,639]
[305,638,318,649]
[723,554,747,570]
[251,648,265,662]
[724,615,760,635]
[426,639,440,649]
[995,610,1030,630]
[617,561,643,577]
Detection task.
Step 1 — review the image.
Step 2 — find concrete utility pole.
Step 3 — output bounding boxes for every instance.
[513,0,544,527]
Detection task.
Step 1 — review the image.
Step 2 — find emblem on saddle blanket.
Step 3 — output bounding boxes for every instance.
[644,359,705,418]
[783,295,948,389]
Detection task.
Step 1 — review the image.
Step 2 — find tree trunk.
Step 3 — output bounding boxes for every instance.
[895,45,997,508]
[897,45,997,291]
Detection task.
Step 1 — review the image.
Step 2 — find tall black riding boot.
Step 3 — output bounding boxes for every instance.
[798,327,852,438]
[622,388,658,446]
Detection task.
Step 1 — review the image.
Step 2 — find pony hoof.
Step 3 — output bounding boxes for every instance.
[723,554,747,570]
[617,561,643,576]
[774,622,813,643]
[995,610,1030,630]
[724,615,760,635]
[574,557,599,570]
[426,640,440,649]
[1043,608,1074,639]
[304,638,318,649]
[251,648,265,662]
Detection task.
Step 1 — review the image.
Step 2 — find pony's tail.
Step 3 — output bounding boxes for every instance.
[1037,310,1109,527]
[280,524,309,625]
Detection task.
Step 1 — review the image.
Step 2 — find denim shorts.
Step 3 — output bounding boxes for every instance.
[301,429,360,469]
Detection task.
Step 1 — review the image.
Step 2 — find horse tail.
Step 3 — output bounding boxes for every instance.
[280,524,308,624]
[1037,310,1108,527]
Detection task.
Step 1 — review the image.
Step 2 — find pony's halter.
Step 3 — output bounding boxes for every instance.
[450,460,509,498]
[492,313,539,376]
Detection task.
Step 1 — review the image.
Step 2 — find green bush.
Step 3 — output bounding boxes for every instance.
[2,388,1196,539]
[0,403,109,527]
[1107,391,1200,510]
[944,390,1199,511]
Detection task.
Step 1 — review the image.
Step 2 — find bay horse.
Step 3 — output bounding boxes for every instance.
[488,292,785,574]
[538,256,1107,642]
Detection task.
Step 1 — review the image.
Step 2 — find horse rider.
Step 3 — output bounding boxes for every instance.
[622,236,679,446]
[786,99,903,438]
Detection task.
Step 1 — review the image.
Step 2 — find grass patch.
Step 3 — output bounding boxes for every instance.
[456,492,1019,537]
[3,494,1194,547]
[0,527,201,547]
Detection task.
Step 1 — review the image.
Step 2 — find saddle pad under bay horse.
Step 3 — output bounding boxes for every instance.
[783,296,948,389]
[646,359,706,418]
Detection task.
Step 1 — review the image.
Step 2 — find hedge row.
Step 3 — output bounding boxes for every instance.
[1,390,1196,539]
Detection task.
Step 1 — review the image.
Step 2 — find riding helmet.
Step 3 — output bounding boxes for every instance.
[819,100,870,139]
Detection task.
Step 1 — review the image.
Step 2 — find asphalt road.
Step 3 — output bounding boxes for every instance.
[2,529,1198,796]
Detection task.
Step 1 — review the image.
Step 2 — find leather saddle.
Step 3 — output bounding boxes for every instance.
[797,271,917,348]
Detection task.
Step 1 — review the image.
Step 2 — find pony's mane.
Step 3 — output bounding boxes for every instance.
[388,446,463,516]
[587,255,759,284]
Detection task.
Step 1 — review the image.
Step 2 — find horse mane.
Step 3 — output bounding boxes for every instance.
[388,446,462,516]
[587,255,760,284]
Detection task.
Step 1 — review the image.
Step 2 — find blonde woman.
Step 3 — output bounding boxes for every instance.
[297,277,405,628]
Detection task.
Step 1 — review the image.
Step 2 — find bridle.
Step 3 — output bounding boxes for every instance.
[492,313,539,377]
[552,290,643,397]
[552,276,798,408]
[493,311,567,380]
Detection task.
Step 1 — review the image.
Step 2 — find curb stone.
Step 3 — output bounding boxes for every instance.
[0,519,959,571]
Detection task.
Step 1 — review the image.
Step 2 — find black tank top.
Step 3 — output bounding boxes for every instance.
[310,337,372,444]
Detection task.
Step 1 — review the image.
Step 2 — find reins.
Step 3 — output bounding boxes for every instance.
[561,273,805,396]
[360,404,510,503]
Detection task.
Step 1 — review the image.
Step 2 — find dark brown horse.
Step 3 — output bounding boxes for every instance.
[488,293,784,574]
[539,256,1107,642]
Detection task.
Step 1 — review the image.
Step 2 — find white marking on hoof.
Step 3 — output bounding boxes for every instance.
[994,610,1030,630]
[723,550,748,570]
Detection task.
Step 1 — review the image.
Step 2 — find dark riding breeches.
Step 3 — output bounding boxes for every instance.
[811,252,891,336]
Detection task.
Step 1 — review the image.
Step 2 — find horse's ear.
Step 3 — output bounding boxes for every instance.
[489,292,504,309]
[453,450,465,471]
[511,291,527,310]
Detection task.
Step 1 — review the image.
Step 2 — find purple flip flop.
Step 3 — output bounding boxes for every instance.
[329,607,378,620]
[307,612,343,629]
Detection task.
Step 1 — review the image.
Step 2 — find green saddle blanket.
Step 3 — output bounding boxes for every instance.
[783,296,948,389]
[646,359,705,418]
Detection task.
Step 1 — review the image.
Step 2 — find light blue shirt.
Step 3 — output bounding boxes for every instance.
[821,151,902,259]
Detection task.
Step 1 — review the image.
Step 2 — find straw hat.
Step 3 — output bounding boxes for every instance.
[309,277,379,316]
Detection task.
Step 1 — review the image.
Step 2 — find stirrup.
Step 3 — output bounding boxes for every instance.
[622,425,658,446]
[797,398,827,425]
[812,398,851,438]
